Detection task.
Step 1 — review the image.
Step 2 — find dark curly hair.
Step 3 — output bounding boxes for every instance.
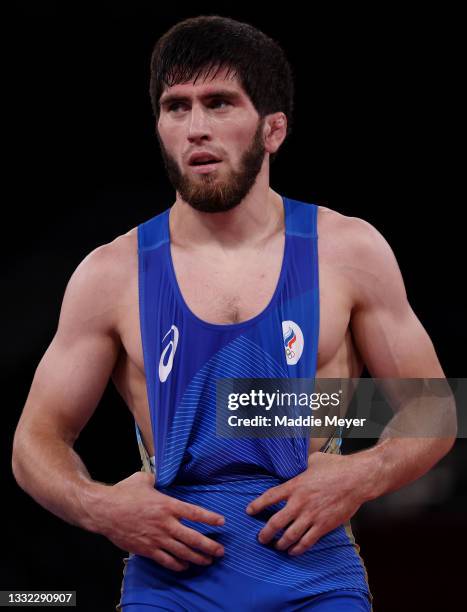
[149,15,294,161]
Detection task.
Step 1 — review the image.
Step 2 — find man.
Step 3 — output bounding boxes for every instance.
[12,15,454,612]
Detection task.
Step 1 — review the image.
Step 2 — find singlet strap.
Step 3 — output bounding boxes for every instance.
[138,209,170,252]
[286,199,318,238]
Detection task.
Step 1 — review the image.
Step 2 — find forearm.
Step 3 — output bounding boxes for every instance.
[353,435,455,503]
[12,430,109,534]
[354,382,457,501]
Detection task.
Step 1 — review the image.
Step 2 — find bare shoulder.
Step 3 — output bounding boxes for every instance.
[317,204,406,307]
[72,226,137,289]
[58,227,138,334]
[317,204,396,265]
[317,204,380,242]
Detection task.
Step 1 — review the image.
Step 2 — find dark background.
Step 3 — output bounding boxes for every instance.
[4,3,465,611]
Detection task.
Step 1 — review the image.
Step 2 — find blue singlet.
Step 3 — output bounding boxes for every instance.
[117,196,372,611]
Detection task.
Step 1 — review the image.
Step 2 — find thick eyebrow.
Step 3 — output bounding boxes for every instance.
[159,89,242,108]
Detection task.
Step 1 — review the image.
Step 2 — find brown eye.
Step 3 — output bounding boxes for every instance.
[168,102,188,112]
[210,99,230,109]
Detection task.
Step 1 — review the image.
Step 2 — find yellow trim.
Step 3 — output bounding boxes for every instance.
[137,435,153,474]
[324,436,373,609]
[115,556,130,611]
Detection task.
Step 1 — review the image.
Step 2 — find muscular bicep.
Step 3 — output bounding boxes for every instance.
[17,246,123,443]
[347,219,445,380]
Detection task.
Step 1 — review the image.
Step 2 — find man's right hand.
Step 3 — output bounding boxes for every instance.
[99,471,225,571]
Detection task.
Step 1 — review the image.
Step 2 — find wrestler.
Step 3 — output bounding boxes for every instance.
[12,16,455,611]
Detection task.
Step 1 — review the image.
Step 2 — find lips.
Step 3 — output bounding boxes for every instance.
[189,161,222,174]
[188,152,222,166]
[191,160,221,166]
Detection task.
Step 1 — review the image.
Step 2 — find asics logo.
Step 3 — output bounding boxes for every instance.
[158,325,179,383]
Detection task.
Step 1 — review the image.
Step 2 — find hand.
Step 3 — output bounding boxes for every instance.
[245,452,367,556]
[99,471,225,571]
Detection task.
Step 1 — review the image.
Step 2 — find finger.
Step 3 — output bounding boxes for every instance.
[173,523,225,558]
[173,499,225,526]
[246,484,290,516]
[164,539,214,566]
[257,504,298,545]
[274,515,312,551]
[151,549,189,572]
[288,525,323,556]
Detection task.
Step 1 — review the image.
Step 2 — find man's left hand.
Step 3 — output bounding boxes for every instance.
[245,451,370,556]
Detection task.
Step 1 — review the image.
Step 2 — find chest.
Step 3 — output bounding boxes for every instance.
[120,243,352,374]
[171,240,285,325]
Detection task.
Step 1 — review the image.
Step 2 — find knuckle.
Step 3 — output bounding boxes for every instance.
[286,526,301,541]
[185,532,200,549]
[299,510,313,524]
[180,545,209,564]
[280,535,294,548]
[268,516,281,530]
[196,536,211,550]
[176,527,193,545]
[284,501,300,516]
[202,538,220,553]
[191,552,212,565]
[176,549,193,563]
[152,552,168,566]
[170,497,184,511]
[164,520,176,537]
[171,563,187,572]
[157,499,173,515]
[189,506,203,520]
[165,557,186,571]
[303,533,317,548]
[293,490,307,504]
[305,505,316,517]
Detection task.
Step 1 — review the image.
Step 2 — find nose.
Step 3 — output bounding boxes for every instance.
[187,104,211,143]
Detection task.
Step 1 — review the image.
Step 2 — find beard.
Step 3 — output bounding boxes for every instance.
[157,118,266,213]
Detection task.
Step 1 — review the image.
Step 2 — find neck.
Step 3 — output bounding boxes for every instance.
[169,180,284,251]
